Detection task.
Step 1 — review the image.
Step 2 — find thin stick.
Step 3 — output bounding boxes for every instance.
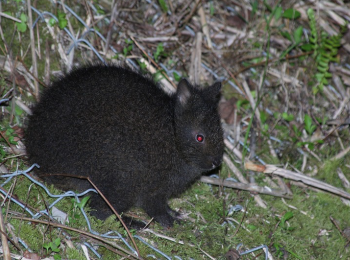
[200,176,292,198]
[26,0,39,99]
[0,206,11,260]
[180,0,202,27]
[245,161,350,200]
[223,155,267,208]
[86,177,140,257]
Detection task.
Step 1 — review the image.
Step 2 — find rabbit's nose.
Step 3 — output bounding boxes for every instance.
[212,157,223,168]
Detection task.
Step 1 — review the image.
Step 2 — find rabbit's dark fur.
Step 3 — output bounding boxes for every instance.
[25,64,224,227]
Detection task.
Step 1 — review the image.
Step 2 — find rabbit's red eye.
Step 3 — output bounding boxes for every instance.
[196,134,204,142]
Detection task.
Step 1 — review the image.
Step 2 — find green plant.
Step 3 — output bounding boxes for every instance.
[16,13,27,32]
[173,71,181,81]
[306,8,347,94]
[304,114,316,136]
[282,112,294,122]
[278,211,294,231]
[236,99,250,110]
[0,127,18,145]
[157,0,168,13]
[69,196,90,223]
[123,39,133,56]
[260,111,269,133]
[273,242,302,259]
[48,10,68,29]
[43,238,61,260]
[271,5,303,58]
[0,125,18,160]
[153,69,165,82]
[154,43,168,62]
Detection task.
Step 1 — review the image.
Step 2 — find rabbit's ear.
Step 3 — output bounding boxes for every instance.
[204,82,221,103]
[176,79,192,107]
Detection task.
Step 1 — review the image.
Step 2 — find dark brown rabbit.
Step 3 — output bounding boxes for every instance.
[26,64,224,227]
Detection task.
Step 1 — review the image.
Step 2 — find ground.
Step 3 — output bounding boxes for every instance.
[1,0,350,259]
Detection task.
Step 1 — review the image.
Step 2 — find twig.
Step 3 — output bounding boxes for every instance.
[223,155,267,208]
[245,161,350,200]
[0,12,21,22]
[179,0,202,27]
[330,216,350,244]
[198,6,212,49]
[189,32,202,84]
[200,176,292,198]
[0,206,11,260]
[86,177,140,257]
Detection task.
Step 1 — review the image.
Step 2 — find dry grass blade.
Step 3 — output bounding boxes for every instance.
[26,0,38,99]
[0,207,11,260]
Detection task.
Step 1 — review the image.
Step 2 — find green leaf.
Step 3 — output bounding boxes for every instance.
[58,19,67,29]
[300,43,314,51]
[209,2,215,16]
[78,196,90,209]
[274,6,282,21]
[292,125,302,137]
[247,224,257,231]
[283,8,301,19]
[158,0,168,13]
[280,31,292,42]
[260,111,268,124]
[54,238,61,247]
[123,47,128,56]
[54,254,62,260]
[282,112,294,122]
[324,72,332,78]
[16,15,27,33]
[293,26,303,44]
[236,99,249,110]
[280,211,294,228]
[173,72,181,81]
[262,123,269,132]
[315,73,324,80]
[20,13,27,22]
[307,8,315,19]
[251,0,258,15]
[317,65,328,73]
[154,43,165,62]
[153,70,165,82]
[308,142,315,150]
[309,38,317,45]
[263,0,272,12]
[49,18,56,26]
[137,60,147,70]
[57,10,68,29]
[43,243,50,254]
[318,60,329,68]
[304,114,316,135]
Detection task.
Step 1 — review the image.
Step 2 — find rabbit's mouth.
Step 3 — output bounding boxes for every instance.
[199,156,223,171]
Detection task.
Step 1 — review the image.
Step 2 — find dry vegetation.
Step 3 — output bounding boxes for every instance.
[1,0,350,259]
